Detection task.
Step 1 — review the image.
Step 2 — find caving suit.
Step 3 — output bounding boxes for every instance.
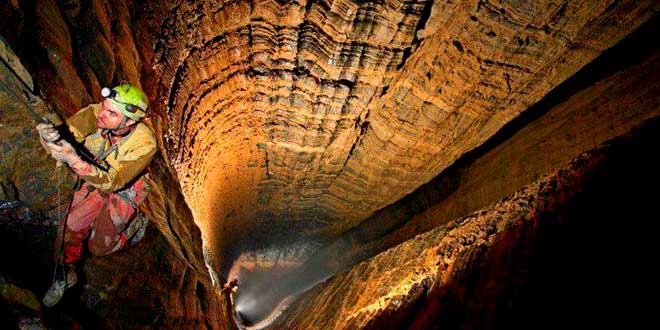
[49,103,157,264]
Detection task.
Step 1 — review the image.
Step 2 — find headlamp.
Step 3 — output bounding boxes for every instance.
[101,87,143,115]
[100,87,115,99]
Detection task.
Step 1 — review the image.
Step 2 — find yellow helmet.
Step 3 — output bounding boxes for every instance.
[101,83,149,120]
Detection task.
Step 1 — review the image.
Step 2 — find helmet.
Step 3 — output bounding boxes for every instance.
[101,83,149,120]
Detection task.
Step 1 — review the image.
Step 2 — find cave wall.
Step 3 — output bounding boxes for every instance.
[3,1,660,328]
[318,0,657,229]
[5,0,654,283]
[1,2,231,329]
[1,35,73,224]
[272,117,660,330]
[309,17,660,271]
[74,155,229,330]
[1,0,148,117]
[137,1,660,274]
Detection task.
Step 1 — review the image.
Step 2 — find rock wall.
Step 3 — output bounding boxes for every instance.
[309,16,660,271]
[3,1,660,328]
[139,1,659,272]
[271,116,660,330]
[1,0,146,117]
[73,155,229,330]
[0,3,230,329]
[5,1,657,276]
[319,0,657,229]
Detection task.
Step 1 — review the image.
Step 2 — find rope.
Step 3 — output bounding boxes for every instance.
[1,51,71,290]
[50,167,66,287]
[0,49,35,94]
[0,77,45,124]
[1,38,79,294]
[0,54,48,124]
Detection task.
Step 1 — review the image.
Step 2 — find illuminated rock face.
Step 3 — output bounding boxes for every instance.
[2,0,660,328]
[147,0,658,265]
[271,119,660,330]
[1,4,229,329]
[3,0,657,265]
[310,22,660,272]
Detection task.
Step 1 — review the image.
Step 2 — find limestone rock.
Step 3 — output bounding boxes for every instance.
[2,1,659,328]
[271,118,660,329]
[310,23,660,273]
[148,1,659,266]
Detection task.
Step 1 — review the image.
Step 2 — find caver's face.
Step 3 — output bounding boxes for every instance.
[97,99,134,129]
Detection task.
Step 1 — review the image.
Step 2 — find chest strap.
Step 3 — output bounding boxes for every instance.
[94,127,137,162]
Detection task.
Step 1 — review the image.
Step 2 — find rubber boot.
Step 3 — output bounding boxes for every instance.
[43,264,77,307]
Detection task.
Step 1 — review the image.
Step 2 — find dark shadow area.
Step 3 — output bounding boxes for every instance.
[0,211,162,329]
[489,119,660,329]
[366,116,660,330]
[0,217,94,329]
[0,220,55,294]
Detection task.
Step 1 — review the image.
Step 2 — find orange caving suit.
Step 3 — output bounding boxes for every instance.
[46,103,157,264]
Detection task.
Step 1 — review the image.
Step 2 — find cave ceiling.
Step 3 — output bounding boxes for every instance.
[140,0,657,260]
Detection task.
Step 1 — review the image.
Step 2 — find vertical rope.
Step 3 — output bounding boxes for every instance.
[50,167,67,287]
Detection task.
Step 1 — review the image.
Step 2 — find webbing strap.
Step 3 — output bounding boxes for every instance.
[93,127,137,163]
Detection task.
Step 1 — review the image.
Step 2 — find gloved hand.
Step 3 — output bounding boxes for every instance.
[36,122,60,143]
[45,140,81,165]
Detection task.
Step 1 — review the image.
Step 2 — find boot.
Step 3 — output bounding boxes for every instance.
[43,264,77,307]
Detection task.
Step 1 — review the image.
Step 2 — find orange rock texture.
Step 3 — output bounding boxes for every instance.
[3,0,658,270]
[310,20,660,271]
[2,0,660,328]
[271,118,660,330]
[145,1,659,269]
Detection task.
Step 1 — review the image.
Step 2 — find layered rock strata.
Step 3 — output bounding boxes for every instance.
[271,117,660,330]
[3,0,658,275]
[150,1,659,270]
[307,17,660,271]
[2,1,660,328]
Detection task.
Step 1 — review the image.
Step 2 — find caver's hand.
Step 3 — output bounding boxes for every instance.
[46,140,81,165]
[36,122,60,143]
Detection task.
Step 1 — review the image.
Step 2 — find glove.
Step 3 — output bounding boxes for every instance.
[45,140,81,165]
[36,122,60,143]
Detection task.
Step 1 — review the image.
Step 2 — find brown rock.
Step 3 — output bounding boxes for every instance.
[32,0,92,116]
[271,118,660,329]
[313,22,660,272]
[2,2,659,328]
[148,1,659,267]
[1,33,229,329]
